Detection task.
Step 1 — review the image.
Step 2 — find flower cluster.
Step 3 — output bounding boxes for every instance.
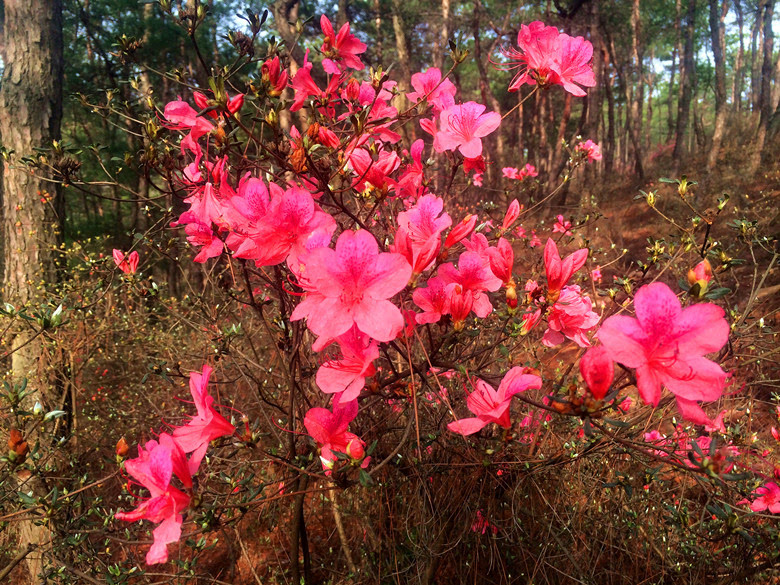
[115,366,234,564]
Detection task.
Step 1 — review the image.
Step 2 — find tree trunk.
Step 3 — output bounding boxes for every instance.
[668,0,682,141]
[707,0,729,171]
[0,0,64,581]
[749,0,774,174]
[391,0,415,144]
[472,1,505,172]
[732,0,745,111]
[432,0,451,72]
[749,2,763,113]
[673,0,696,167]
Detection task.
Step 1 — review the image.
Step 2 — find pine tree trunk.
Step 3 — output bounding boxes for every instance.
[673,0,696,167]
[732,0,745,111]
[0,1,64,581]
[749,0,774,174]
[707,0,729,171]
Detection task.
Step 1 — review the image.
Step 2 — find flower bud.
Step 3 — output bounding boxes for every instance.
[115,437,130,458]
[579,346,614,401]
[346,438,365,460]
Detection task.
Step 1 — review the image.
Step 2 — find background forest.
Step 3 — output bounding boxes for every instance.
[0,0,778,584]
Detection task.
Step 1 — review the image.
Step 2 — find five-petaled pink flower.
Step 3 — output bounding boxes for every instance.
[448,367,543,435]
[407,68,457,113]
[746,482,780,513]
[291,229,412,346]
[503,22,596,97]
[320,15,368,74]
[552,215,573,236]
[113,249,139,274]
[576,139,602,162]
[430,102,502,158]
[597,282,730,425]
[316,327,379,404]
[304,399,369,472]
[543,238,588,299]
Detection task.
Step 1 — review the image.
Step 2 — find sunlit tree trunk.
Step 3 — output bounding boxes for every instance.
[707,0,729,171]
[749,2,763,113]
[732,0,745,111]
[0,0,64,580]
[673,0,696,167]
[749,0,774,173]
[432,0,451,71]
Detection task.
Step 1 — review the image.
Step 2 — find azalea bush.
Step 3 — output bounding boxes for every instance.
[2,7,779,585]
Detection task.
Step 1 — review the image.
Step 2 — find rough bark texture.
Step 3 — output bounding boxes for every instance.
[707,0,729,171]
[673,0,696,166]
[749,0,774,174]
[0,1,65,581]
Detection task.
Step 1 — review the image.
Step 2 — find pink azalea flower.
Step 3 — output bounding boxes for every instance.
[542,285,600,347]
[315,327,379,404]
[487,238,514,285]
[183,222,224,263]
[543,237,588,298]
[553,34,597,97]
[407,68,457,113]
[412,276,449,324]
[579,346,614,400]
[260,56,288,96]
[591,266,602,283]
[504,21,561,92]
[113,249,139,274]
[529,230,541,247]
[163,98,214,154]
[597,282,730,425]
[447,368,543,435]
[397,139,427,199]
[472,172,484,186]
[503,22,595,97]
[521,163,538,178]
[433,102,502,158]
[231,184,336,268]
[439,251,502,319]
[618,396,632,413]
[502,167,520,179]
[576,139,602,162]
[115,436,192,565]
[290,50,324,112]
[502,200,521,231]
[192,90,244,118]
[291,230,412,344]
[172,365,235,475]
[304,400,368,472]
[348,148,401,195]
[444,214,477,249]
[320,15,367,74]
[747,482,780,513]
[392,194,451,274]
[552,214,573,236]
[463,155,486,174]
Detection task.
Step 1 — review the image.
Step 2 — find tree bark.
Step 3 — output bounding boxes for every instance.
[749,2,763,113]
[707,0,729,171]
[0,1,64,581]
[673,0,696,167]
[732,0,745,111]
[433,0,451,71]
[749,0,774,174]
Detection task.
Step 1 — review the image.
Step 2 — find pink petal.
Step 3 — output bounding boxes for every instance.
[597,315,647,368]
[447,417,489,436]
